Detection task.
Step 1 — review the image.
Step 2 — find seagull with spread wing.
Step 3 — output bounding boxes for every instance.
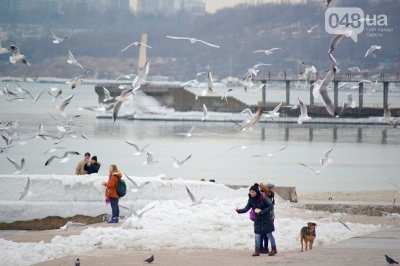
[67,50,83,68]
[124,174,150,191]
[48,29,68,43]
[125,140,150,155]
[9,45,30,66]
[186,186,204,206]
[230,106,263,131]
[121,41,152,52]
[7,156,27,174]
[253,47,285,55]
[18,176,30,200]
[253,146,287,157]
[45,151,80,166]
[172,154,192,168]
[166,35,220,48]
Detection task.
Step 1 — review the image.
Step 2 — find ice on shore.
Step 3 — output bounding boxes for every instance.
[0,175,383,265]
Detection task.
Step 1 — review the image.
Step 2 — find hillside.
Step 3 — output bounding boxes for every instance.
[0,0,398,81]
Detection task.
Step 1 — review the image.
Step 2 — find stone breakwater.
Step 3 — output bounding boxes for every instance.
[302,202,400,216]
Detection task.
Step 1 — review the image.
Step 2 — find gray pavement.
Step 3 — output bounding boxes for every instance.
[25,225,400,266]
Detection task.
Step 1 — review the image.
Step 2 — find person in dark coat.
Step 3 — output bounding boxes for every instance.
[236,183,277,256]
[84,156,101,174]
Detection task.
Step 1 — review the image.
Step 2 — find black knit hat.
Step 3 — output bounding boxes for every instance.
[91,156,97,161]
[249,183,260,192]
[85,152,90,157]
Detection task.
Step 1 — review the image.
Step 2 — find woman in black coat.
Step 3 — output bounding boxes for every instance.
[84,156,101,174]
[236,183,277,256]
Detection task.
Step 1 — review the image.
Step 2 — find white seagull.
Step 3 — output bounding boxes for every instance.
[172,154,192,168]
[341,93,356,113]
[45,151,80,166]
[18,176,30,200]
[124,140,150,155]
[124,174,150,191]
[102,87,114,102]
[9,45,30,66]
[319,148,333,165]
[60,220,86,231]
[116,73,137,82]
[54,93,74,117]
[66,70,89,89]
[48,29,68,43]
[7,156,27,174]
[263,102,282,122]
[113,87,133,123]
[186,186,204,206]
[379,104,398,128]
[121,41,152,52]
[176,125,196,137]
[67,50,83,68]
[230,106,263,131]
[253,146,287,157]
[297,97,312,124]
[253,47,285,55]
[202,104,209,121]
[221,88,233,102]
[316,68,338,117]
[119,204,155,219]
[328,23,352,53]
[304,24,319,33]
[143,151,158,165]
[365,45,381,57]
[226,144,247,151]
[166,35,220,48]
[298,162,330,175]
[0,41,10,54]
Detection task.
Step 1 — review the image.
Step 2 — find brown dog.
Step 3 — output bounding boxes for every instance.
[300,222,317,252]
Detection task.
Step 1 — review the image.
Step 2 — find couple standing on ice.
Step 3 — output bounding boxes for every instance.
[236,182,277,257]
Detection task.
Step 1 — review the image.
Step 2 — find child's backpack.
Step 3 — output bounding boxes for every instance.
[116,178,127,197]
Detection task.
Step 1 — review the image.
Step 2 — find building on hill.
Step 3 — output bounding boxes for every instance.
[0,0,129,12]
[137,0,205,16]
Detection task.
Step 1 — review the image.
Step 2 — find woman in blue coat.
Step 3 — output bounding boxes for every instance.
[236,183,277,256]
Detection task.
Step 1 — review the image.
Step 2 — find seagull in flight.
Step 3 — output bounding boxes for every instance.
[67,50,83,68]
[180,72,206,87]
[7,156,27,174]
[186,186,204,206]
[176,125,196,137]
[143,151,158,165]
[304,24,319,33]
[102,87,114,102]
[9,45,30,66]
[166,35,220,48]
[60,220,86,231]
[252,146,287,157]
[54,93,74,117]
[66,70,89,89]
[315,66,338,117]
[202,104,209,121]
[226,144,247,151]
[379,104,398,128]
[263,102,282,122]
[365,45,381,57]
[328,23,352,53]
[48,29,68,43]
[298,162,330,175]
[230,106,263,131]
[124,174,150,191]
[113,87,133,123]
[45,151,80,166]
[18,176,30,200]
[119,204,155,218]
[319,148,333,165]
[297,97,312,124]
[125,140,150,155]
[172,154,192,168]
[341,93,356,113]
[252,47,285,55]
[121,41,152,52]
[0,41,10,54]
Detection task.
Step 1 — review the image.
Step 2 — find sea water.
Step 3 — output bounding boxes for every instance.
[0,81,399,194]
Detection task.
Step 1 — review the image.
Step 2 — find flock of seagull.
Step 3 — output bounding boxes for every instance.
[0,1,399,203]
